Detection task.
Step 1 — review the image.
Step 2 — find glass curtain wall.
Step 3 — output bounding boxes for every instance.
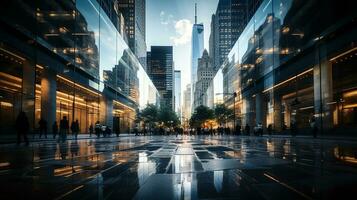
[0,0,157,135]
[222,0,357,135]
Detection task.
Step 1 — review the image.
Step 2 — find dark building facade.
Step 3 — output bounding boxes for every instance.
[147,46,174,109]
[209,0,263,71]
[0,0,158,135]
[117,0,147,70]
[222,0,357,135]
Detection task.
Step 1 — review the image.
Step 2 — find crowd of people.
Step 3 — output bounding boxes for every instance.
[15,113,115,145]
[14,111,321,145]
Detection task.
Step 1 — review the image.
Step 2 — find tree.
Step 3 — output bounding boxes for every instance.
[214,104,234,125]
[190,105,214,128]
[141,104,159,123]
[158,105,179,127]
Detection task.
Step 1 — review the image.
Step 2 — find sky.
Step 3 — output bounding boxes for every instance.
[146,0,219,94]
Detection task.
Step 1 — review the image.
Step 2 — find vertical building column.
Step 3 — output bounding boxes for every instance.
[243,98,253,126]
[314,60,333,131]
[255,92,266,128]
[283,100,290,128]
[22,60,36,131]
[273,96,282,132]
[100,97,113,129]
[41,68,57,131]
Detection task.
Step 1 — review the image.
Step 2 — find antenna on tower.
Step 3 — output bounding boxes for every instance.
[195,3,197,24]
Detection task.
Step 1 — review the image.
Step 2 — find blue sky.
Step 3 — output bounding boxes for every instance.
[146,0,219,92]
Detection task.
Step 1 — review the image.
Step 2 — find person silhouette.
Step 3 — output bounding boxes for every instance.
[39,118,48,138]
[16,111,30,145]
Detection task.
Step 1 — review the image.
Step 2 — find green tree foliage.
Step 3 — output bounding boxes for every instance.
[158,105,179,126]
[141,104,159,123]
[190,105,214,128]
[214,104,234,125]
[137,104,179,127]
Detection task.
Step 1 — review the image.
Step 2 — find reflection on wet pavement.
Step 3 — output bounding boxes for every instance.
[0,135,357,199]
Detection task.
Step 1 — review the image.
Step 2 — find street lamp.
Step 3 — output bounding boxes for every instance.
[216,92,237,133]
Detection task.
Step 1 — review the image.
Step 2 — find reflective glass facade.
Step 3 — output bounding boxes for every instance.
[191,23,204,112]
[222,0,357,134]
[0,0,158,134]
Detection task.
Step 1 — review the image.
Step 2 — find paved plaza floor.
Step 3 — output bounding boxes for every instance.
[0,135,357,199]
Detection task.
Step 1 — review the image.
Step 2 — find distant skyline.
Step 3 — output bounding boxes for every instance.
[146,0,219,95]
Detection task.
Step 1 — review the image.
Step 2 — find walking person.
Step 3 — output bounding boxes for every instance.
[39,118,48,138]
[95,121,101,138]
[245,124,250,136]
[267,124,273,136]
[72,119,80,139]
[309,115,318,138]
[60,116,69,142]
[235,124,241,135]
[52,121,58,139]
[89,124,94,137]
[16,111,30,145]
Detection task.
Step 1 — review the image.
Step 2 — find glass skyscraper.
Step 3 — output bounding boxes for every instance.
[0,0,159,135]
[191,8,204,113]
[220,0,357,135]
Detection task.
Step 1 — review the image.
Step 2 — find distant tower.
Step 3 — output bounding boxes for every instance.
[195,3,197,24]
[191,2,204,112]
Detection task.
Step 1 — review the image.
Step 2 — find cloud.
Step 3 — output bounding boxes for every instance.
[160,11,174,25]
[170,19,193,46]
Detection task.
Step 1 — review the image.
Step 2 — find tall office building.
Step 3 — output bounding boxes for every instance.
[191,3,204,111]
[209,0,262,70]
[194,50,215,107]
[183,84,191,121]
[147,46,174,109]
[117,0,147,70]
[0,0,159,135]
[174,70,182,120]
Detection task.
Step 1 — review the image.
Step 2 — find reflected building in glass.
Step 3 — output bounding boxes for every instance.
[147,46,174,109]
[0,0,159,135]
[117,0,147,71]
[220,0,357,134]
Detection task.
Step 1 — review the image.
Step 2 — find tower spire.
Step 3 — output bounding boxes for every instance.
[195,3,197,24]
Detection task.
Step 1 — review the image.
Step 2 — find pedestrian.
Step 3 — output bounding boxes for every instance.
[39,118,48,138]
[95,121,101,138]
[134,124,139,136]
[235,124,241,135]
[52,121,58,139]
[290,119,297,137]
[309,115,318,138]
[73,119,80,139]
[105,126,111,136]
[245,124,250,136]
[101,125,106,137]
[60,116,69,142]
[267,124,273,136]
[71,120,77,139]
[116,125,120,137]
[16,111,30,145]
[89,124,94,137]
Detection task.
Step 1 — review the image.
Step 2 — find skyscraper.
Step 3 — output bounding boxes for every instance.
[174,70,182,120]
[183,84,192,121]
[117,0,147,70]
[194,50,215,108]
[209,0,262,70]
[191,3,204,111]
[147,46,174,109]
